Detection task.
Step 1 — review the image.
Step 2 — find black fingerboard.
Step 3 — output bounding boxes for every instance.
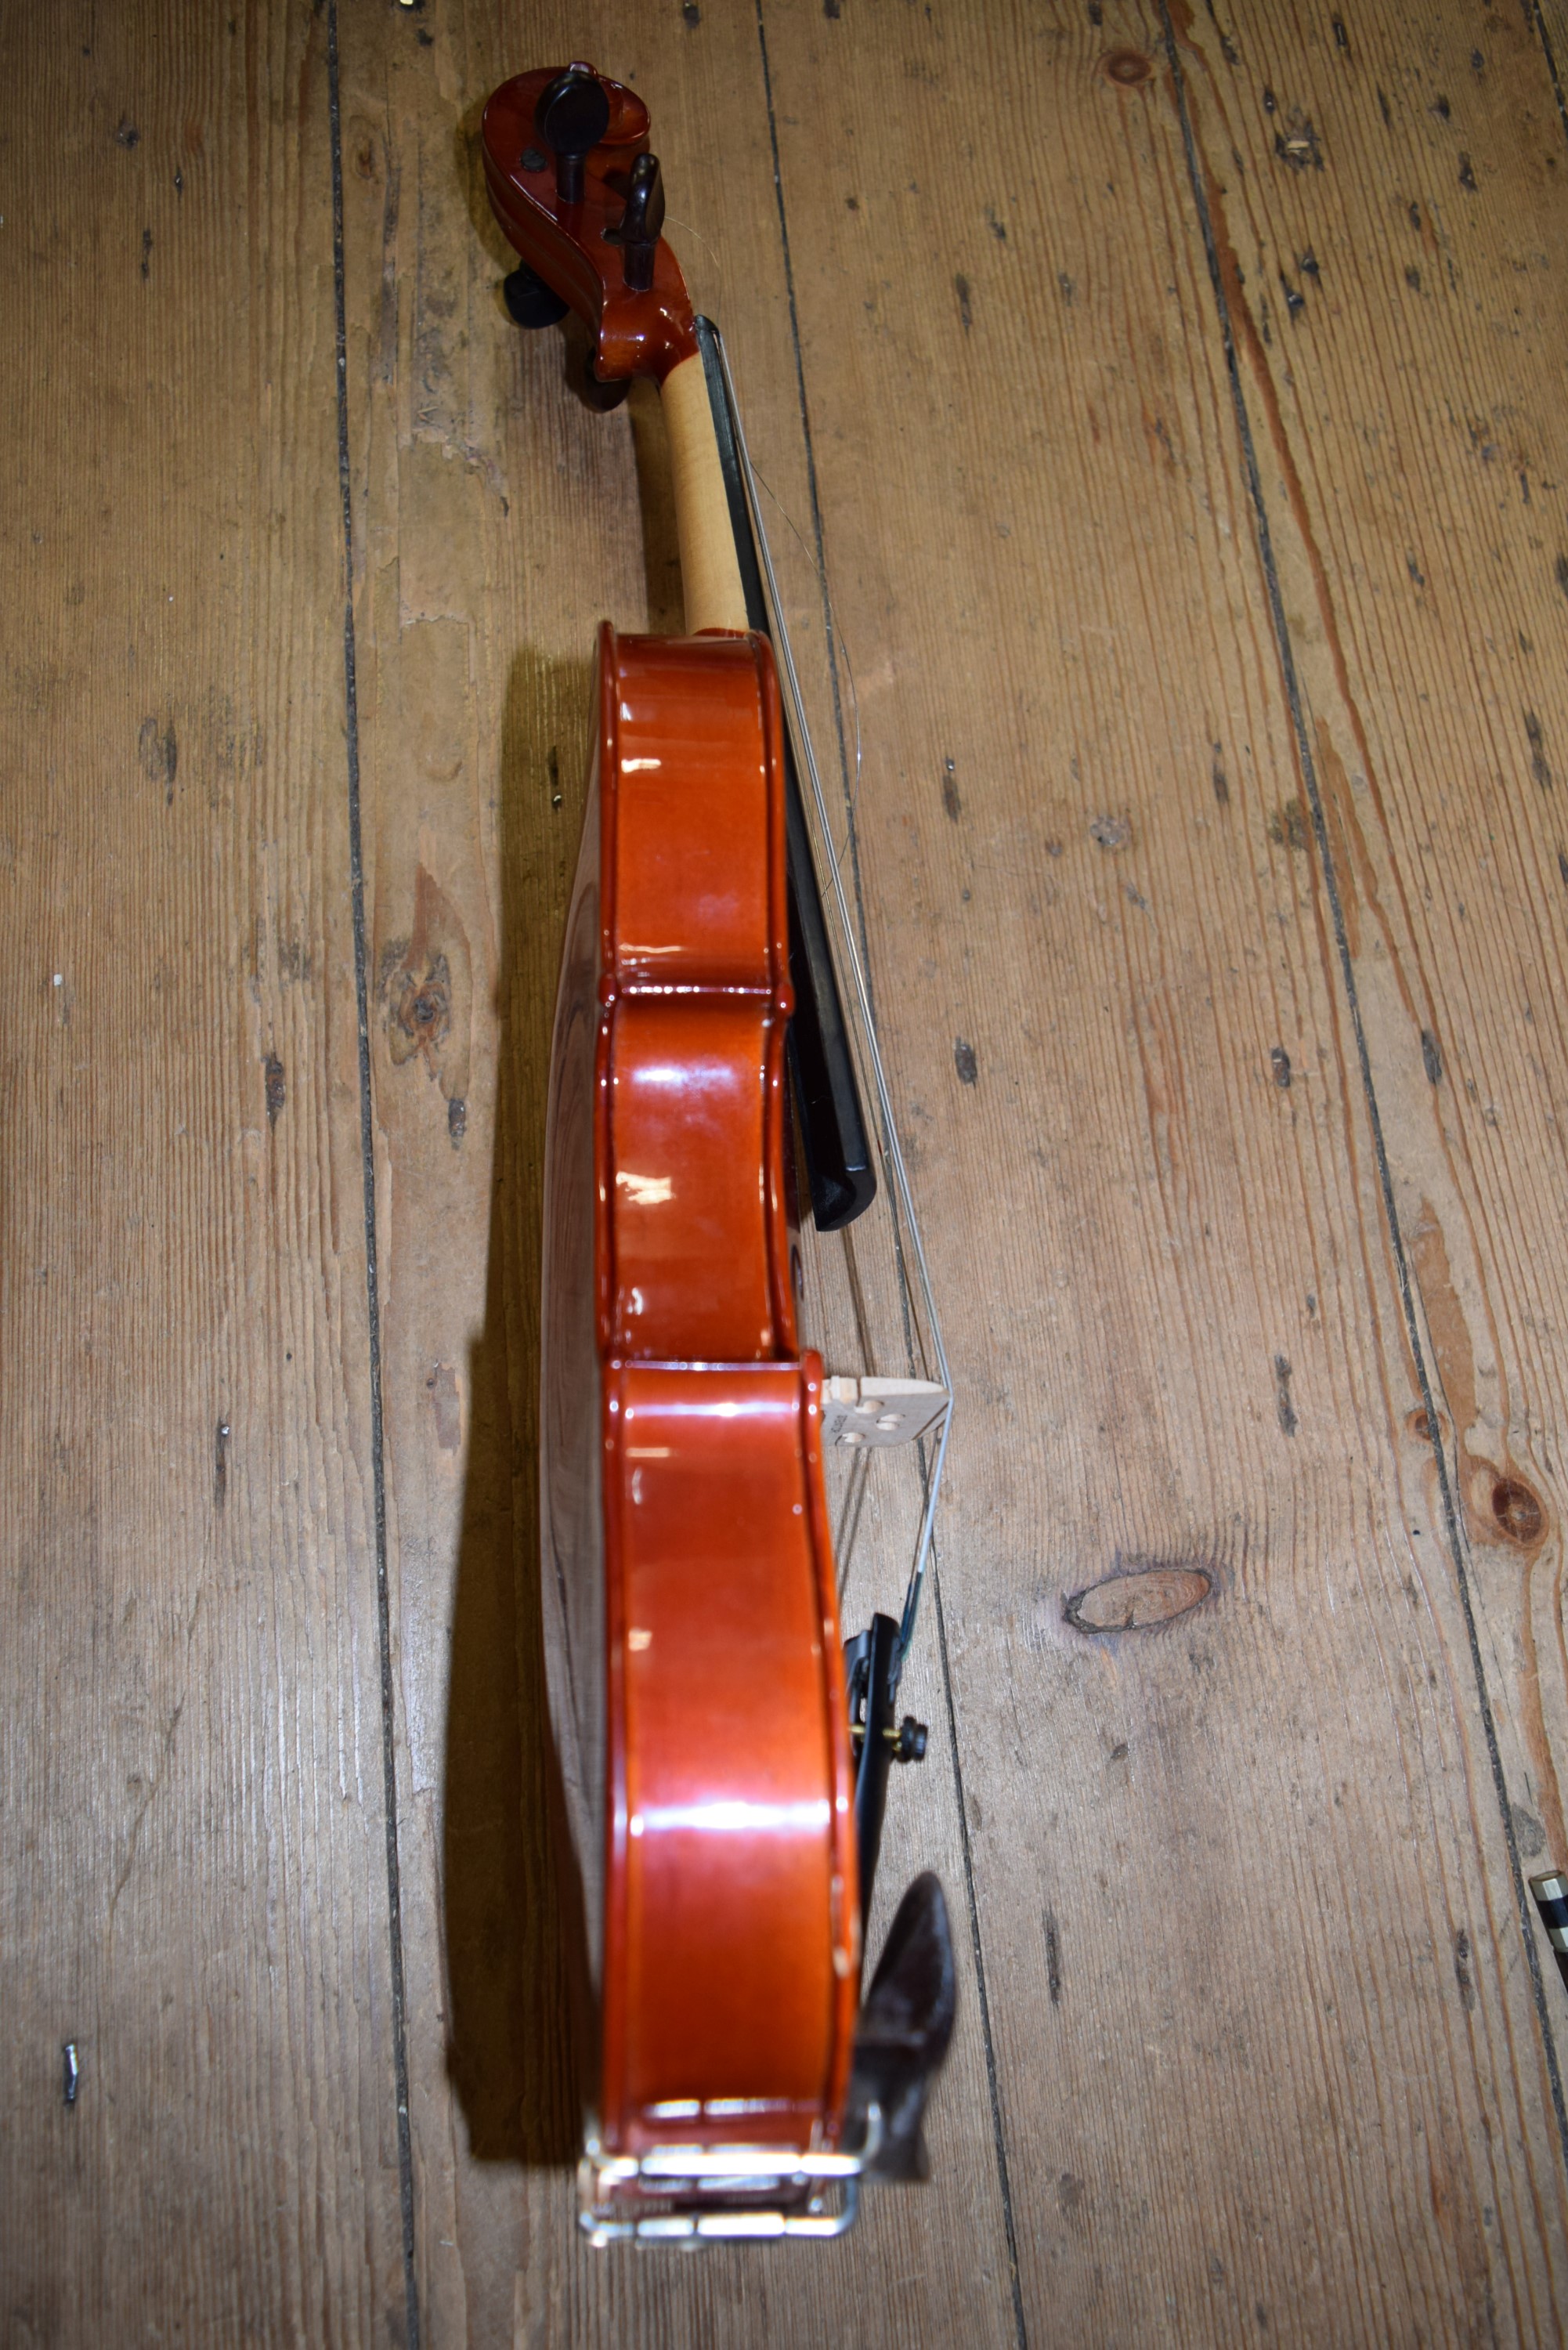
[696,316,876,1232]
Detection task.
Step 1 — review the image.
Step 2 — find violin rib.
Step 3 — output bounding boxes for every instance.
[541,625,859,2204]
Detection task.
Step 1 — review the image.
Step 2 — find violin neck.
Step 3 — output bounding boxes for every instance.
[661,350,750,634]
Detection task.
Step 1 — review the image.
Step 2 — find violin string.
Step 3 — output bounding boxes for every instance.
[696,303,886,1603]
[671,219,867,860]
[835,1445,872,1604]
[710,327,953,1675]
[663,214,720,277]
[840,1220,880,1385]
[714,362,927,1441]
[744,462,865,862]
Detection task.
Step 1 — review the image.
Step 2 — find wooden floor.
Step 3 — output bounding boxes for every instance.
[7,0,1568,2340]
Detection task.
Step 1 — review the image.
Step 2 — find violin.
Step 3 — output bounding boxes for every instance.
[481,62,955,2243]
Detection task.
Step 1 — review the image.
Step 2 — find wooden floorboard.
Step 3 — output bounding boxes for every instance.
[10,1,1568,2343]
[0,5,406,2341]
[336,7,1017,2343]
[1173,0,1568,1927]
[743,2,1568,2337]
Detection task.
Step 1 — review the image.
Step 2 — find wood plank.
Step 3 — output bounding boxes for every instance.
[1172,0,1568,2078]
[757,0,1568,2338]
[336,9,1017,2344]
[0,3,407,2340]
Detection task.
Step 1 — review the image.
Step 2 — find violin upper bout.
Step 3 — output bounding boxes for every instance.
[595,625,797,1364]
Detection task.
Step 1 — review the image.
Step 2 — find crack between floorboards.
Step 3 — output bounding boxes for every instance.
[327,9,422,2341]
[750,13,1030,2337]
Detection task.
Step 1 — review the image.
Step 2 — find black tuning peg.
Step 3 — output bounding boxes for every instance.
[533,62,611,206]
[605,151,665,291]
[502,262,569,330]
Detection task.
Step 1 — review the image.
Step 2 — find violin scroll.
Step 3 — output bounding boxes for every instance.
[482,65,697,389]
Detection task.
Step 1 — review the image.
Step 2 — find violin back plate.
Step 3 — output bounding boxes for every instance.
[540,625,858,2182]
[605,1357,851,2153]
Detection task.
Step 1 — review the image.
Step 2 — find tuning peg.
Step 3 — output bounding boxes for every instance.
[533,62,611,205]
[502,262,569,330]
[608,151,665,291]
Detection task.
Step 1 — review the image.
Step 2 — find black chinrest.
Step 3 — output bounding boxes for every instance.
[847,1871,956,2181]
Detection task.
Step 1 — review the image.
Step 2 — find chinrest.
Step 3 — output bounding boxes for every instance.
[847,1872,957,2182]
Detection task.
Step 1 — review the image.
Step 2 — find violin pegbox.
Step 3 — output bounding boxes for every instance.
[482,65,698,392]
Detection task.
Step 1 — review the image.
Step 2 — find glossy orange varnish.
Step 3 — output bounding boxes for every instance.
[591,627,859,2158]
[482,72,699,386]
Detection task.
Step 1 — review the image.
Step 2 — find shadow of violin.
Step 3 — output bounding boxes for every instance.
[439,639,594,2169]
[439,108,683,2168]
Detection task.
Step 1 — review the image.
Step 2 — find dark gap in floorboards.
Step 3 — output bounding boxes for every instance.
[326,6,422,2341]
[750,13,1031,2338]
[934,1563,1031,2350]
[1527,2,1568,151]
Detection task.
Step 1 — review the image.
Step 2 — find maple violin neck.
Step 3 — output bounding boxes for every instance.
[659,352,749,635]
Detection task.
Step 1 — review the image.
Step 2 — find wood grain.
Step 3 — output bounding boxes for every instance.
[0,4,406,2341]
[1169,0,1568,1927]
[13,0,1568,2341]
[336,9,1019,2342]
[757,0,1568,2338]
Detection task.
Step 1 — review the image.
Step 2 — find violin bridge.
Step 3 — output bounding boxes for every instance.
[822,1377,948,1450]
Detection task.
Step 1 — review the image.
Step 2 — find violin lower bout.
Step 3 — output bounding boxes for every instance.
[603,1356,852,2157]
